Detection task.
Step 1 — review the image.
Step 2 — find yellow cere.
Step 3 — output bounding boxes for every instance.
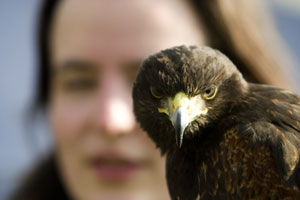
[158,107,169,115]
[157,92,188,116]
[172,92,189,110]
[157,92,208,118]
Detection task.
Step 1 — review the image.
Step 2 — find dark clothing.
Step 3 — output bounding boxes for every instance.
[10,154,70,200]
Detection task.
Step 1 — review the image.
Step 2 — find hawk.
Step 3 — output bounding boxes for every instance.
[132,45,300,199]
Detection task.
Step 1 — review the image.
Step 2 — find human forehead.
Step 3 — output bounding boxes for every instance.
[50,0,205,68]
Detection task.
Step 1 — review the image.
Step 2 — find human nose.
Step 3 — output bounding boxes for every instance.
[96,70,135,135]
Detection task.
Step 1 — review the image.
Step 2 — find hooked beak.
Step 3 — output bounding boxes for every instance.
[158,92,208,148]
[171,106,189,148]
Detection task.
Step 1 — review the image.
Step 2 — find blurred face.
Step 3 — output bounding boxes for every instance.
[49,0,205,200]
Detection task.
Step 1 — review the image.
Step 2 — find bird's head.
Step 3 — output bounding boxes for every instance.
[133,45,248,153]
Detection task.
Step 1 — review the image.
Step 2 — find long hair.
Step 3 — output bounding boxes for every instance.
[190,0,298,91]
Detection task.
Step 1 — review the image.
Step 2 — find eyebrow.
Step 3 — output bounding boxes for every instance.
[52,60,98,76]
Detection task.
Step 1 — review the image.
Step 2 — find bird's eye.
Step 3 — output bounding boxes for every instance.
[202,86,218,100]
[150,86,163,99]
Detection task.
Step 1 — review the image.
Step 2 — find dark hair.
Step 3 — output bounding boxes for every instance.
[10,2,64,199]
[10,155,69,200]
[190,0,296,89]
[35,0,60,108]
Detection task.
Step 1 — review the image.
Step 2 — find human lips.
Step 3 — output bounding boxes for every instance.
[90,151,144,181]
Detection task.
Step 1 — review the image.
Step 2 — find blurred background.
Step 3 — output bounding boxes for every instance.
[0,0,299,199]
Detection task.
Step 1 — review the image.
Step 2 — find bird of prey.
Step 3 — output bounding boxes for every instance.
[132,45,300,200]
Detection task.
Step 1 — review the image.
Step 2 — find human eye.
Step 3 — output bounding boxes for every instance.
[63,76,97,92]
[51,60,100,94]
[58,73,98,94]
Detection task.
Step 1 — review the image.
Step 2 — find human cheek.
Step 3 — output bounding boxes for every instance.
[49,93,95,144]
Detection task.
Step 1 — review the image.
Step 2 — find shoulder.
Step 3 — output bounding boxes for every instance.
[226,83,300,131]
[10,154,69,200]
[222,84,300,186]
[233,84,300,145]
[231,83,300,183]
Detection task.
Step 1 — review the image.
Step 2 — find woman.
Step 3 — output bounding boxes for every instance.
[11,0,298,199]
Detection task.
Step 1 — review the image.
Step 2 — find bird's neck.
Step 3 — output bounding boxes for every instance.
[172,125,223,156]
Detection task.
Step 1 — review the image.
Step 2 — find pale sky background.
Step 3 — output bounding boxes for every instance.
[0,0,300,199]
